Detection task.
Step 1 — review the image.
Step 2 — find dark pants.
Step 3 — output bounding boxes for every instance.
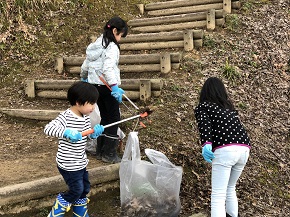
[95,85,120,136]
[58,167,90,203]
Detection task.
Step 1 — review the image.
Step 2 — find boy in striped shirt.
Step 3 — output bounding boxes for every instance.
[44,81,104,217]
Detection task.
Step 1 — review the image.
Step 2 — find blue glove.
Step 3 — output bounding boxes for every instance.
[63,129,82,143]
[81,78,88,82]
[202,143,215,163]
[90,125,104,139]
[111,85,124,103]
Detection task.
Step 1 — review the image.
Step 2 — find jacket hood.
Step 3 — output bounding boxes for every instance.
[85,35,105,61]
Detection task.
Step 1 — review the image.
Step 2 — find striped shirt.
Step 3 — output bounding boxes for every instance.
[44,109,91,171]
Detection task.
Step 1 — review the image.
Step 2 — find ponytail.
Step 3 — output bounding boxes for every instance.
[102,16,128,50]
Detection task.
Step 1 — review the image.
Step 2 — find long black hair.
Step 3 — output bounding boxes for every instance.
[102,16,128,50]
[199,77,234,110]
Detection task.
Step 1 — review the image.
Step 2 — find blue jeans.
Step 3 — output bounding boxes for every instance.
[211,146,250,217]
[58,167,90,203]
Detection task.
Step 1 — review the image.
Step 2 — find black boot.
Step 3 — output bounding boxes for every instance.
[226,213,239,217]
[101,135,121,164]
[96,136,104,160]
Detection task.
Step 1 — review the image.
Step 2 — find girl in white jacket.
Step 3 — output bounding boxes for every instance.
[80,16,128,163]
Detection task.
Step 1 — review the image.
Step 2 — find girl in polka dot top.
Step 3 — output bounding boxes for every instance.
[194,77,250,217]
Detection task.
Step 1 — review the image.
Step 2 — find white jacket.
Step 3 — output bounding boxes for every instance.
[80,34,121,86]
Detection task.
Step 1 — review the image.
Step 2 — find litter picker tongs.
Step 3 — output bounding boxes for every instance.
[82,111,149,136]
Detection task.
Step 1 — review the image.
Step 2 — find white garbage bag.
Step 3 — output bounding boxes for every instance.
[120,132,183,217]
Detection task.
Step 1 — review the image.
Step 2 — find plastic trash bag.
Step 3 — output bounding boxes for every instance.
[85,104,125,154]
[120,132,183,217]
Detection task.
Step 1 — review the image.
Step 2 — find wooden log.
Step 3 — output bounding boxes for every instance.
[36,90,161,100]
[223,0,231,14]
[119,53,181,64]
[66,64,164,74]
[147,3,223,16]
[0,164,119,206]
[207,9,216,30]
[129,12,205,27]
[232,1,241,9]
[184,30,194,51]
[172,63,181,69]
[33,79,163,91]
[120,29,204,43]
[120,79,163,90]
[145,0,223,10]
[216,17,225,26]
[140,80,151,101]
[25,80,35,98]
[0,108,62,121]
[160,52,171,74]
[128,10,225,27]
[63,53,181,66]
[194,39,203,48]
[124,90,161,100]
[131,20,207,33]
[65,66,81,74]
[35,79,77,90]
[120,63,179,73]
[37,90,67,99]
[54,57,64,74]
[120,64,162,73]
[120,40,184,50]
[136,4,144,14]
[64,56,85,66]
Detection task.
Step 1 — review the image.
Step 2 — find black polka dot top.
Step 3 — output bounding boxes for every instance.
[194,101,250,151]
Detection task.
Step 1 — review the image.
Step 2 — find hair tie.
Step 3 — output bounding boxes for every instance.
[107,24,111,28]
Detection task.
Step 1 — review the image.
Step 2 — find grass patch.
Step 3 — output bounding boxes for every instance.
[221,59,240,83]
[225,14,240,32]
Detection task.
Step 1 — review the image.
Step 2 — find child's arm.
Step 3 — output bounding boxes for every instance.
[44,114,66,138]
[194,105,213,145]
[102,44,119,85]
[44,113,84,143]
[194,104,215,162]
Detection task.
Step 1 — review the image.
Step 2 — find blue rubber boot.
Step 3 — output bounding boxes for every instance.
[47,194,71,217]
[72,198,89,217]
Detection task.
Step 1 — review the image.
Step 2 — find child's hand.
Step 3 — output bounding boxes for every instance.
[111,85,124,103]
[90,125,104,139]
[63,129,82,143]
[81,78,88,82]
[202,143,215,163]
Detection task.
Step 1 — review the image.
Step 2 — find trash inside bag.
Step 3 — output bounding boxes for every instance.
[120,132,183,217]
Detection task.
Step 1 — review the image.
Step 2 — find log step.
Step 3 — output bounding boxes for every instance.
[25,79,163,101]
[65,63,180,74]
[120,30,203,43]
[127,11,224,27]
[144,0,223,11]
[147,3,223,17]
[61,53,181,65]
[32,79,163,90]
[0,108,62,121]
[144,0,240,14]
[56,52,183,75]
[129,19,224,33]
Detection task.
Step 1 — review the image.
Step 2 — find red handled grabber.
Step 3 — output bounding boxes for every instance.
[98,75,148,128]
[82,112,149,137]
[99,76,139,110]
